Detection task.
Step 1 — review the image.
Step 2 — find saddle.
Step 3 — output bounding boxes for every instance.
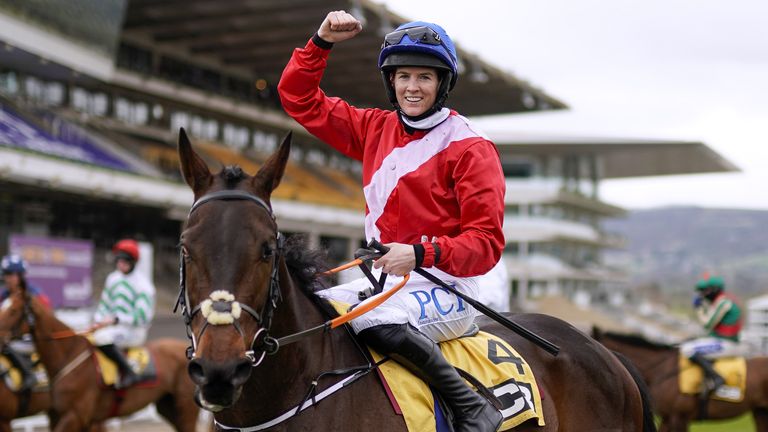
[0,352,48,392]
[678,355,746,402]
[93,346,158,388]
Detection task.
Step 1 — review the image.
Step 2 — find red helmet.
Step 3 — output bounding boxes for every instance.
[113,239,140,262]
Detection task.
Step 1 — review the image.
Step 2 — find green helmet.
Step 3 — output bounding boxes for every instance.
[695,275,724,291]
[707,276,725,290]
[694,278,709,291]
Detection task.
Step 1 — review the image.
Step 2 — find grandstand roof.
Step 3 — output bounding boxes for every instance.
[490,132,739,179]
[121,0,566,116]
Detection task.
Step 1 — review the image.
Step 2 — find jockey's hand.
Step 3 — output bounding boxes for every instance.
[373,243,415,277]
[317,10,363,43]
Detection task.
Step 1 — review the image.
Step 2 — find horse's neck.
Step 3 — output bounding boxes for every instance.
[238,266,367,420]
[614,342,675,381]
[31,302,90,375]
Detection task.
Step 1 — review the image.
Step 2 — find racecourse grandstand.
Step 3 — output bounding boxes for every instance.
[0,0,566,308]
[0,1,737,319]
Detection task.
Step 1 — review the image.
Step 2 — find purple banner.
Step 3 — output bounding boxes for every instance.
[0,105,133,171]
[9,235,93,308]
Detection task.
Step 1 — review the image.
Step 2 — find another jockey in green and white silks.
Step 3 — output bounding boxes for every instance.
[92,239,155,388]
[680,275,744,392]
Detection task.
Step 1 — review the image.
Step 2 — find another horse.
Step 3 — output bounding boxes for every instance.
[176,128,656,431]
[592,327,768,431]
[0,289,201,432]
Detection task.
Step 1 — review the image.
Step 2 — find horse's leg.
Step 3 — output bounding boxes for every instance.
[52,411,87,432]
[753,408,768,432]
[155,394,179,428]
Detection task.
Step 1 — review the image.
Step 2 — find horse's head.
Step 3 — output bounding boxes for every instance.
[177,128,291,411]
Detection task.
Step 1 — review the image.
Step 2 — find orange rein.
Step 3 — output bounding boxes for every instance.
[319,257,410,329]
[329,274,409,329]
[49,318,117,340]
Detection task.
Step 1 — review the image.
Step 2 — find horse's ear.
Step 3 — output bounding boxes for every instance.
[253,131,291,193]
[178,128,212,195]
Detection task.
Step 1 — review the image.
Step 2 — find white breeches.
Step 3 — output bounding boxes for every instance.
[93,324,148,348]
[680,337,745,358]
[317,268,481,343]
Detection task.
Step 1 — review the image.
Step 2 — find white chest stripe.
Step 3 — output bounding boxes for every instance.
[363,115,482,240]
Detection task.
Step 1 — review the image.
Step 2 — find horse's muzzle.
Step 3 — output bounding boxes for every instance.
[188,357,252,409]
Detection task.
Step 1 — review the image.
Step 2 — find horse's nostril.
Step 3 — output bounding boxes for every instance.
[232,359,252,387]
[188,359,207,385]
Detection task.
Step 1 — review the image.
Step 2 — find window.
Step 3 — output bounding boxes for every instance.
[114,97,148,125]
[0,71,19,95]
[253,130,277,154]
[223,123,249,150]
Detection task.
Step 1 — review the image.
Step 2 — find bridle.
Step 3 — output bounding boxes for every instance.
[175,189,284,367]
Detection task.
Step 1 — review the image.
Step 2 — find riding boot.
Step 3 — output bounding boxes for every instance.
[98,344,139,389]
[2,346,36,391]
[689,352,725,392]
[359,324,503,432]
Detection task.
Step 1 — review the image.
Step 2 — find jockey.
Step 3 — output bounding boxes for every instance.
[681,275,744,392]
[279,11,505,431]
[92,239,155,388]
[1,254,51,390]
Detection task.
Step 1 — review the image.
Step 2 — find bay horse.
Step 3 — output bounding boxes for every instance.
[176,127,656,431]
[592,327,768,431]
[0,288,201,431]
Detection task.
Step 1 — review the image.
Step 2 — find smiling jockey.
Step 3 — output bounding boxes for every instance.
[682,275,744,392]
[279,11,505,432]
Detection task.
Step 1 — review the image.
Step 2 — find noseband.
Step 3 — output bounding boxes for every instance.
[175,190,284,367]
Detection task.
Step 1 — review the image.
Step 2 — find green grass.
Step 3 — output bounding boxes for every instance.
[688,413,755,431]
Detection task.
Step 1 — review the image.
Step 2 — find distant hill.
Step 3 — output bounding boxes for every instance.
[604,207,768,302]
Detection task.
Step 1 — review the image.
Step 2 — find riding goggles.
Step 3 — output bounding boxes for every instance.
[383,26,444,48]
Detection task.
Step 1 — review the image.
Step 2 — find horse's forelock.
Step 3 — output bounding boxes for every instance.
[218,166,247,188]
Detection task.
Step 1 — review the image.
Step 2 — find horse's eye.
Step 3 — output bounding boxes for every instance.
[262,244,274,260]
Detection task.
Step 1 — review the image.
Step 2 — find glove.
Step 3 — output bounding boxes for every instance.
[692,295,703,308]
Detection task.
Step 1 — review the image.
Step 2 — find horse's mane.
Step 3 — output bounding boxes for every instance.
[282,234,341,319]
[602,331,675,351]
[283,234,330,293]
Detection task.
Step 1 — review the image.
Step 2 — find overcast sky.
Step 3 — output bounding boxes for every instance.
[380,0,768,210]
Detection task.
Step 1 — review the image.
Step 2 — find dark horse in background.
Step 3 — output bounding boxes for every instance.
[176,127,656,431]
[593,327,768,431]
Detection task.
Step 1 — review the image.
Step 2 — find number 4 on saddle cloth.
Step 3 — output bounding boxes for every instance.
[91,344,158,389]
[678,355,747,402]
[0,352,49,392]
[330,301,545,432]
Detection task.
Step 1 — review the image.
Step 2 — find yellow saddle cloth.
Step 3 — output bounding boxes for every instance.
[94,346,154,387]
[330,298,544,432]
[0,353,49,391]
[679,355,747,402]
[375,331,545,432]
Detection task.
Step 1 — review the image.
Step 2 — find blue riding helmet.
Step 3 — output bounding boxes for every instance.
[378,21,459,113]
[1,254,26,274]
